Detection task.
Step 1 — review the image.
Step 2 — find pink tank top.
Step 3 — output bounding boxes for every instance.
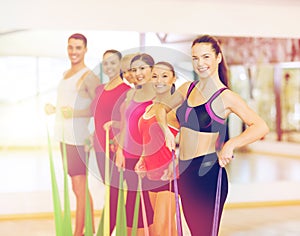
[123,99,153,159]
[90,83,130,152]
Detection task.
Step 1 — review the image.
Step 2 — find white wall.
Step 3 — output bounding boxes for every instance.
[1,0,300,38]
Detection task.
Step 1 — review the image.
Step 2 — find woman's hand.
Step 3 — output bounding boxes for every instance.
[166,153,178,180]
[103,121,113,131]
[164,162,174,181]
[134,157,146,178]
[165,128,176,152]
[217,140,234,167]
[109,138,118,153]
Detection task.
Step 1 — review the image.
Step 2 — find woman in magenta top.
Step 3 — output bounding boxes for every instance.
[136,61,180,235]
[157,35,269,235]
[116,53,156,236]
[90,49,131,235]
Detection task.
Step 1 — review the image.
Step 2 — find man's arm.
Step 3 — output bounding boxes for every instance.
[84,71,101,99]
[62,71,101,118]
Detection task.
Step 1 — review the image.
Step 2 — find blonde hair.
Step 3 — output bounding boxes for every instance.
[121,53,139,70]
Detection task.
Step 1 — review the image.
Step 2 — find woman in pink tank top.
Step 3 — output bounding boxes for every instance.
[136,61,180,236]
[116,53,156,236]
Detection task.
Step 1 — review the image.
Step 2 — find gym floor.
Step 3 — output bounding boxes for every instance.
[0,139,300,235]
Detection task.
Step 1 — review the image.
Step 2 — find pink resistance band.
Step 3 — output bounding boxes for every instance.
[172,150,183,236]
[139,176,150,236]
[212,166,222,236]
[172,150,222,236]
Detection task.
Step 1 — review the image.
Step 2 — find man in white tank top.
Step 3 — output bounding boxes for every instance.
[45,33,100,236]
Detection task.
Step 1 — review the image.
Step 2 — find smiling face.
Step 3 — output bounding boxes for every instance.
[121,57,136,84]
[67,38,87,65]
[191,42,221,80]
[130,60,152,85]
[151,63,175,95]
[102,52,121,80]
[122,69,135,84]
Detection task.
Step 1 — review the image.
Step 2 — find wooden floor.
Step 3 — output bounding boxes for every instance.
[1,139,300,235]
[1,205,300,236]
[220,205,300,236]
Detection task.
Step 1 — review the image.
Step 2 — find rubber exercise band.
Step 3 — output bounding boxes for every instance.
[212,166,222,236]
[172,150,183,236]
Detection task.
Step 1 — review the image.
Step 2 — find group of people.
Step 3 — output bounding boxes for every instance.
[45,33,269,236]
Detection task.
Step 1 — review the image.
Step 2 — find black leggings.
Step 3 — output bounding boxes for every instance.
[178,153,228,236]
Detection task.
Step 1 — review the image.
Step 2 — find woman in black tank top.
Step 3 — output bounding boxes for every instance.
[156,35,269,235]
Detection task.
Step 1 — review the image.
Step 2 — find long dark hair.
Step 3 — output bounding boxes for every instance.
[130,53,155,67]
[192,35,229,87]
[103,49,123,78]
[154,61,175,76]
[103,49,122,60]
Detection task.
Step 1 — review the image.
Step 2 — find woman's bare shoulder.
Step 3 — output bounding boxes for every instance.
[176,81,193,97]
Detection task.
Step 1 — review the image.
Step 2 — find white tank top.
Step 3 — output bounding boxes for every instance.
[54,67,91,145]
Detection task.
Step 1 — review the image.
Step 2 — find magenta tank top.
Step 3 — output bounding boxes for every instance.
[123,99,153,159]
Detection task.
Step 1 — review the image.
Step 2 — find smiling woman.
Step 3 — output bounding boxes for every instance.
[0,28,300,236]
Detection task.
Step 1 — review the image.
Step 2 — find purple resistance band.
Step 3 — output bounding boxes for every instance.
[212,166,222,236]
[172,150,183,236]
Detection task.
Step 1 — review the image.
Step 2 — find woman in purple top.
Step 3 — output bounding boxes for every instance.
[156,35,269,235]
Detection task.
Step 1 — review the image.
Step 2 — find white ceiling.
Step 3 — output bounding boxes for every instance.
[1,0,300,57]
[1,0,300,37]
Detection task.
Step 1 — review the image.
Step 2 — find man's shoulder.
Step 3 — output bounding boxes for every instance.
[83,69,100,83]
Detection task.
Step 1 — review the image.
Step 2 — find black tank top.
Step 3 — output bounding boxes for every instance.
[176,80,228,149]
